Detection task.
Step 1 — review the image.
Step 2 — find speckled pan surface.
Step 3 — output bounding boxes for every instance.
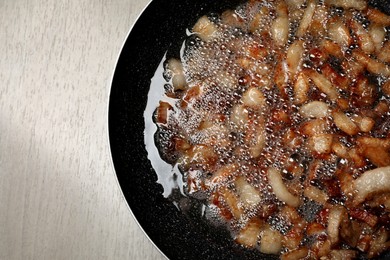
[108,0,390,259]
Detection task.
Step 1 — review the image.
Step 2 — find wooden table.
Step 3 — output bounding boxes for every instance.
[0,0,166,259]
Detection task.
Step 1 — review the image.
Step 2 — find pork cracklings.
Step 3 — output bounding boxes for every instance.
[153,0,390,258]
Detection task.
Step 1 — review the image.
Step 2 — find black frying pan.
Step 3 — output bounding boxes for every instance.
[108,0,390,259]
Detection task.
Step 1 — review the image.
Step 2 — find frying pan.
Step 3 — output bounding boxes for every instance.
[108,0,390,259]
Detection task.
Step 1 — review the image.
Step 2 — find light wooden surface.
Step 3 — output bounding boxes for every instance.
[0,0,166,259]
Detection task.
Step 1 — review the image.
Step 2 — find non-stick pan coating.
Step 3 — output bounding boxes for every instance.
[109,0,390,259]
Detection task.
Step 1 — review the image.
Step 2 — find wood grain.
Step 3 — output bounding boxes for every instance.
[0,0,166,259]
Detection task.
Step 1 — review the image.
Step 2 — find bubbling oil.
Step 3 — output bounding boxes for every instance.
[146,0,390,258]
